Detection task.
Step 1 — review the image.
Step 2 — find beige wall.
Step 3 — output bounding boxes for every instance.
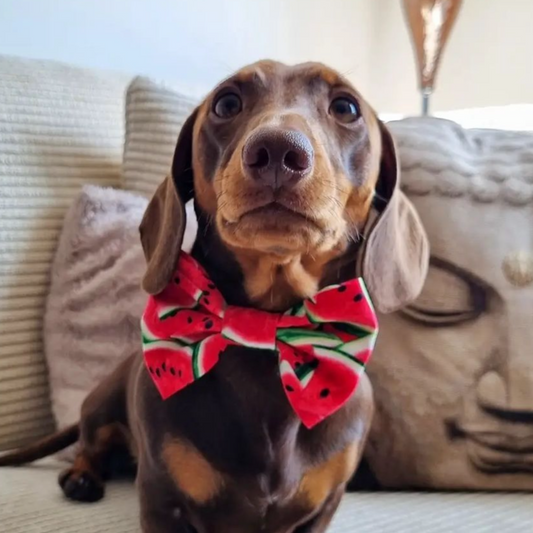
[282,0,375,97]
[1,0,531,114]
[367,0,533,114]
[0,0,374,97]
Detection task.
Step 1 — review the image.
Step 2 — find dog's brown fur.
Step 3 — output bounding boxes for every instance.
[0,61,428,533]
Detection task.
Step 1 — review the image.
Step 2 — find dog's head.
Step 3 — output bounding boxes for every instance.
[140,61,428,313]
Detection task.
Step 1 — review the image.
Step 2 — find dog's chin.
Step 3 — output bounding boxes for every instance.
[217,204,341,256]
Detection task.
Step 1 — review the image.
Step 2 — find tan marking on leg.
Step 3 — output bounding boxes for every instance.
[162,437,225,504]
[95,422,131,452]
[70,451,97,477]
[297,442,359,508]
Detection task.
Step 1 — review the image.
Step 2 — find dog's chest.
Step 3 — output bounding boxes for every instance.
[156,346,307,473]
[137,345,362,529]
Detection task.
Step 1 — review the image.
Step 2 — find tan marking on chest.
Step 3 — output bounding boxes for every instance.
[297,442,359,508]
[232,240,349,311]
[162,438,225,504]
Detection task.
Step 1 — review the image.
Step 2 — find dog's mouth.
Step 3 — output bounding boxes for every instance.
[217,198,337,256]
[241,202,319,228]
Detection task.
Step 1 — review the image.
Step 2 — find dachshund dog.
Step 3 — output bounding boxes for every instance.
[0,61,428,533]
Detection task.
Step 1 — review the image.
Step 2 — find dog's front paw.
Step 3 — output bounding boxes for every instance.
[58,467,104,502]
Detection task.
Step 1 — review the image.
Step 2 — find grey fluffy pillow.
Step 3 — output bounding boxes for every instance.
[44,186,148,435]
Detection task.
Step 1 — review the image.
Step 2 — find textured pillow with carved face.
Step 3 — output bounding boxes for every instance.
[366,117,533,490]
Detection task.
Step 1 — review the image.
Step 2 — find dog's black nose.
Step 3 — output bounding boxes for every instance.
[242,128,314,189]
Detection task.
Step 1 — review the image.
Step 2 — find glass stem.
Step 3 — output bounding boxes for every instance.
[421,87,432,116]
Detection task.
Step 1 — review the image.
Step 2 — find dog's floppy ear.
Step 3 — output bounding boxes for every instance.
[359,121,429,313]
[140,108,198,294]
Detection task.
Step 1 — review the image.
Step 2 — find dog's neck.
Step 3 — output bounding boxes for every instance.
[191,211,359,311]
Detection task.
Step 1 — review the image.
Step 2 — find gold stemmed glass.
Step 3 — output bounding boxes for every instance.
[402,0,463,115]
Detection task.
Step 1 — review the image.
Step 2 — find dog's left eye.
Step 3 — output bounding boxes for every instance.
[329,97,359,123]
[213,93,242,119]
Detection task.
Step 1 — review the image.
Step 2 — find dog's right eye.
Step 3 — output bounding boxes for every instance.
[329,97,359,123]
[213,93,242,119]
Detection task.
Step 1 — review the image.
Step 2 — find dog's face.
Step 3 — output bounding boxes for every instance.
[189,61,385,308]
[140,61,429,314]
[193,61,380,259]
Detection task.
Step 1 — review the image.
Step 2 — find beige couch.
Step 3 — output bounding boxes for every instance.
[1,54,532,532]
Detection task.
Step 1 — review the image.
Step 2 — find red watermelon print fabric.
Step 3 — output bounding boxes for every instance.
[141,252,378,429]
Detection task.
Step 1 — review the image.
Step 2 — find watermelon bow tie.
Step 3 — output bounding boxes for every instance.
[141,253,378,428]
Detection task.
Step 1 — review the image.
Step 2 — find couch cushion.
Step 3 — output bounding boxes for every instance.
[123,76,197,197]
[367,117,533,490]
[0,55,130,451]
[2,460,533,532]
[123,76,198,250]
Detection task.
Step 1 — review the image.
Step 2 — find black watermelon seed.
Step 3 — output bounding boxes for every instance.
[155,369,161,378]
[174,277,180,284]
[161,362,166,372]
[149,367,154,374]
[354,293,363,302]
[187,317,193,324]
[286,385,294,392]
[208,283,216,290]
[320,388,330,398]
[309,359,320,370]
[338,285,347,292]
[204,298,210,305]
[204,291,210,296]
[170,368,176,376]
[205,320,213,329]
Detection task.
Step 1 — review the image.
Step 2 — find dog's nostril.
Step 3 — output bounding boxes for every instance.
[250,147,269,169]
[243,127,314,188]
[283,149,308,172]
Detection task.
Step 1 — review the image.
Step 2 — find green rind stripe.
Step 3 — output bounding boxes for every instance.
[276,328,340,347]
[313,346,367,371]
[295,363,314,382]
[222,328,275,351]
[332,322,374,338]
[142,339,188,352]
[159,307,180,320]
[192,341,202,379]
[141,318,159,344]
[337,333,377,358]
[359,279,376,315]
[286,304,306,317]
[294,364,315,386]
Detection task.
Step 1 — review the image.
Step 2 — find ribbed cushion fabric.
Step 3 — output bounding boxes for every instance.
[0,55,130,451]
[123,76,197,197]
[2,460,533,533]
[123,76,198,249]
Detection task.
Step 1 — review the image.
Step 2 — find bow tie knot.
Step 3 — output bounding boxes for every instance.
[142,253,378,428]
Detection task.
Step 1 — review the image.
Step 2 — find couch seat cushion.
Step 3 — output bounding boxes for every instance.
[2,460,533,532]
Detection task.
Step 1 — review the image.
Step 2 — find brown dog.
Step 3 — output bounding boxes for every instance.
[0,61,428,532]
